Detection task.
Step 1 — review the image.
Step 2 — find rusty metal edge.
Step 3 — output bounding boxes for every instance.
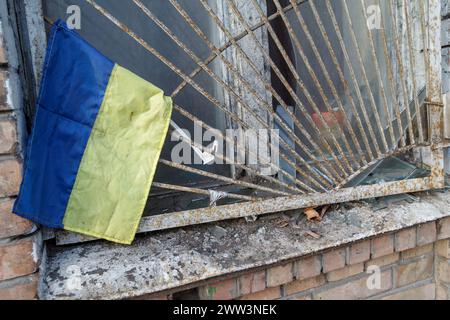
[56,173,443,245]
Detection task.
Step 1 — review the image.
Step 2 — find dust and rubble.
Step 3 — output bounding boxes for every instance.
[40,190,450,300]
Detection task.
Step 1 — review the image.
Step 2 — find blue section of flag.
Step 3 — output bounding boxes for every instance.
[13,20,114,228]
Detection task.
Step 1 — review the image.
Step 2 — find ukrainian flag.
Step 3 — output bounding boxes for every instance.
[13,21,172,244]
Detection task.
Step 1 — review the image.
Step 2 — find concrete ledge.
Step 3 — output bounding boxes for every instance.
[40,191,450,300]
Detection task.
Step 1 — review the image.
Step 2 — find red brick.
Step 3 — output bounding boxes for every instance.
[437,284,450,300]
[436,240,450,259]
[314,270,392,300]
[0,119,17,154]
[349,241,370,265]
[382,283,435,300]
[396,255,434,287]
[0,159,22,197]
[284,275,326,296]
[322,248,346,273]
[326,263,364,282]
[0,198,34,239]
[416,222,437,246]
[0,274,38,300]
[437,217,450,240]
[365,253,399,269]
[287,294,312,300]
[438,260,450,283]
[295,255,321,280]
[395,228,416,252]
[132,293,171,300]
[371,234,394,259]
[239,271,265,296]
[199,278,238,300]
[400,244,433,260]
[0,237,39,281]
[239,287,281,300]
[266,263,293,287]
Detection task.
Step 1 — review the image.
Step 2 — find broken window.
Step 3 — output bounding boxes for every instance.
[33,0,444,245]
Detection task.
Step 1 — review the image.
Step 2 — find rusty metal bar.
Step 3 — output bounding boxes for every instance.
[388,0,416,145]
[340,0,390,153]
[376,0,406,148]
[285,0,368,166]
[403,0,425,143]
[86,0,331,191]
[301,0,375,162]
[171,0,310,97]
[358,0,396,149]
[158,159,290,197]
[56,171,441,245]
[168,107,311,193]
[223,0,344,182]
[320,1,383,159]
[135,175,442,234]
[166,0,341,186]
[152,182,256,202]
[132,0,335,189]
[271,0,364,169]
[247,0,354,176]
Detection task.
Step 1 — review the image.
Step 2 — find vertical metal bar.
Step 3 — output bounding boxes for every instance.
[426,0,445,188]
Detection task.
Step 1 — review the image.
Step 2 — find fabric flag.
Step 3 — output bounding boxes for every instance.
[13,20,172,244]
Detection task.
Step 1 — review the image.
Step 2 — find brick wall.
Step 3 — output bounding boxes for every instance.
[138,218,450,300]
[0,10,40,300]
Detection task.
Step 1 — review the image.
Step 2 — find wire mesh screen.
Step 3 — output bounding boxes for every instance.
[42,0,438,242]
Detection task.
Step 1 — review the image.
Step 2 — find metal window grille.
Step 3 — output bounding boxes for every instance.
[34,0,445,244]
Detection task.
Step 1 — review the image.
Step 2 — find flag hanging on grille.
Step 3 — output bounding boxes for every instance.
[13,20,173,244]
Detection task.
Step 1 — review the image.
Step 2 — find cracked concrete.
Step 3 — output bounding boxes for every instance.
[40,191,450,300]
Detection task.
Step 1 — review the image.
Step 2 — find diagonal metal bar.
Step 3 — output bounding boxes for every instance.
[152,182,256,202]
[271,0,365,169]
[403,0,425,143]
[135,0,335,189]
[376,0,406,148]
[164,0,341,187]
[158,159,291,197]
[388,0,416,145]
[248,0,354,176]
[300,0,376,162]
[224,0,347,181]
[319,1,383,159]
[358,0,397,149]
[340,0,390,154]
[86,0,331,191]
[171,104,315,193]
[170,0,310,97]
